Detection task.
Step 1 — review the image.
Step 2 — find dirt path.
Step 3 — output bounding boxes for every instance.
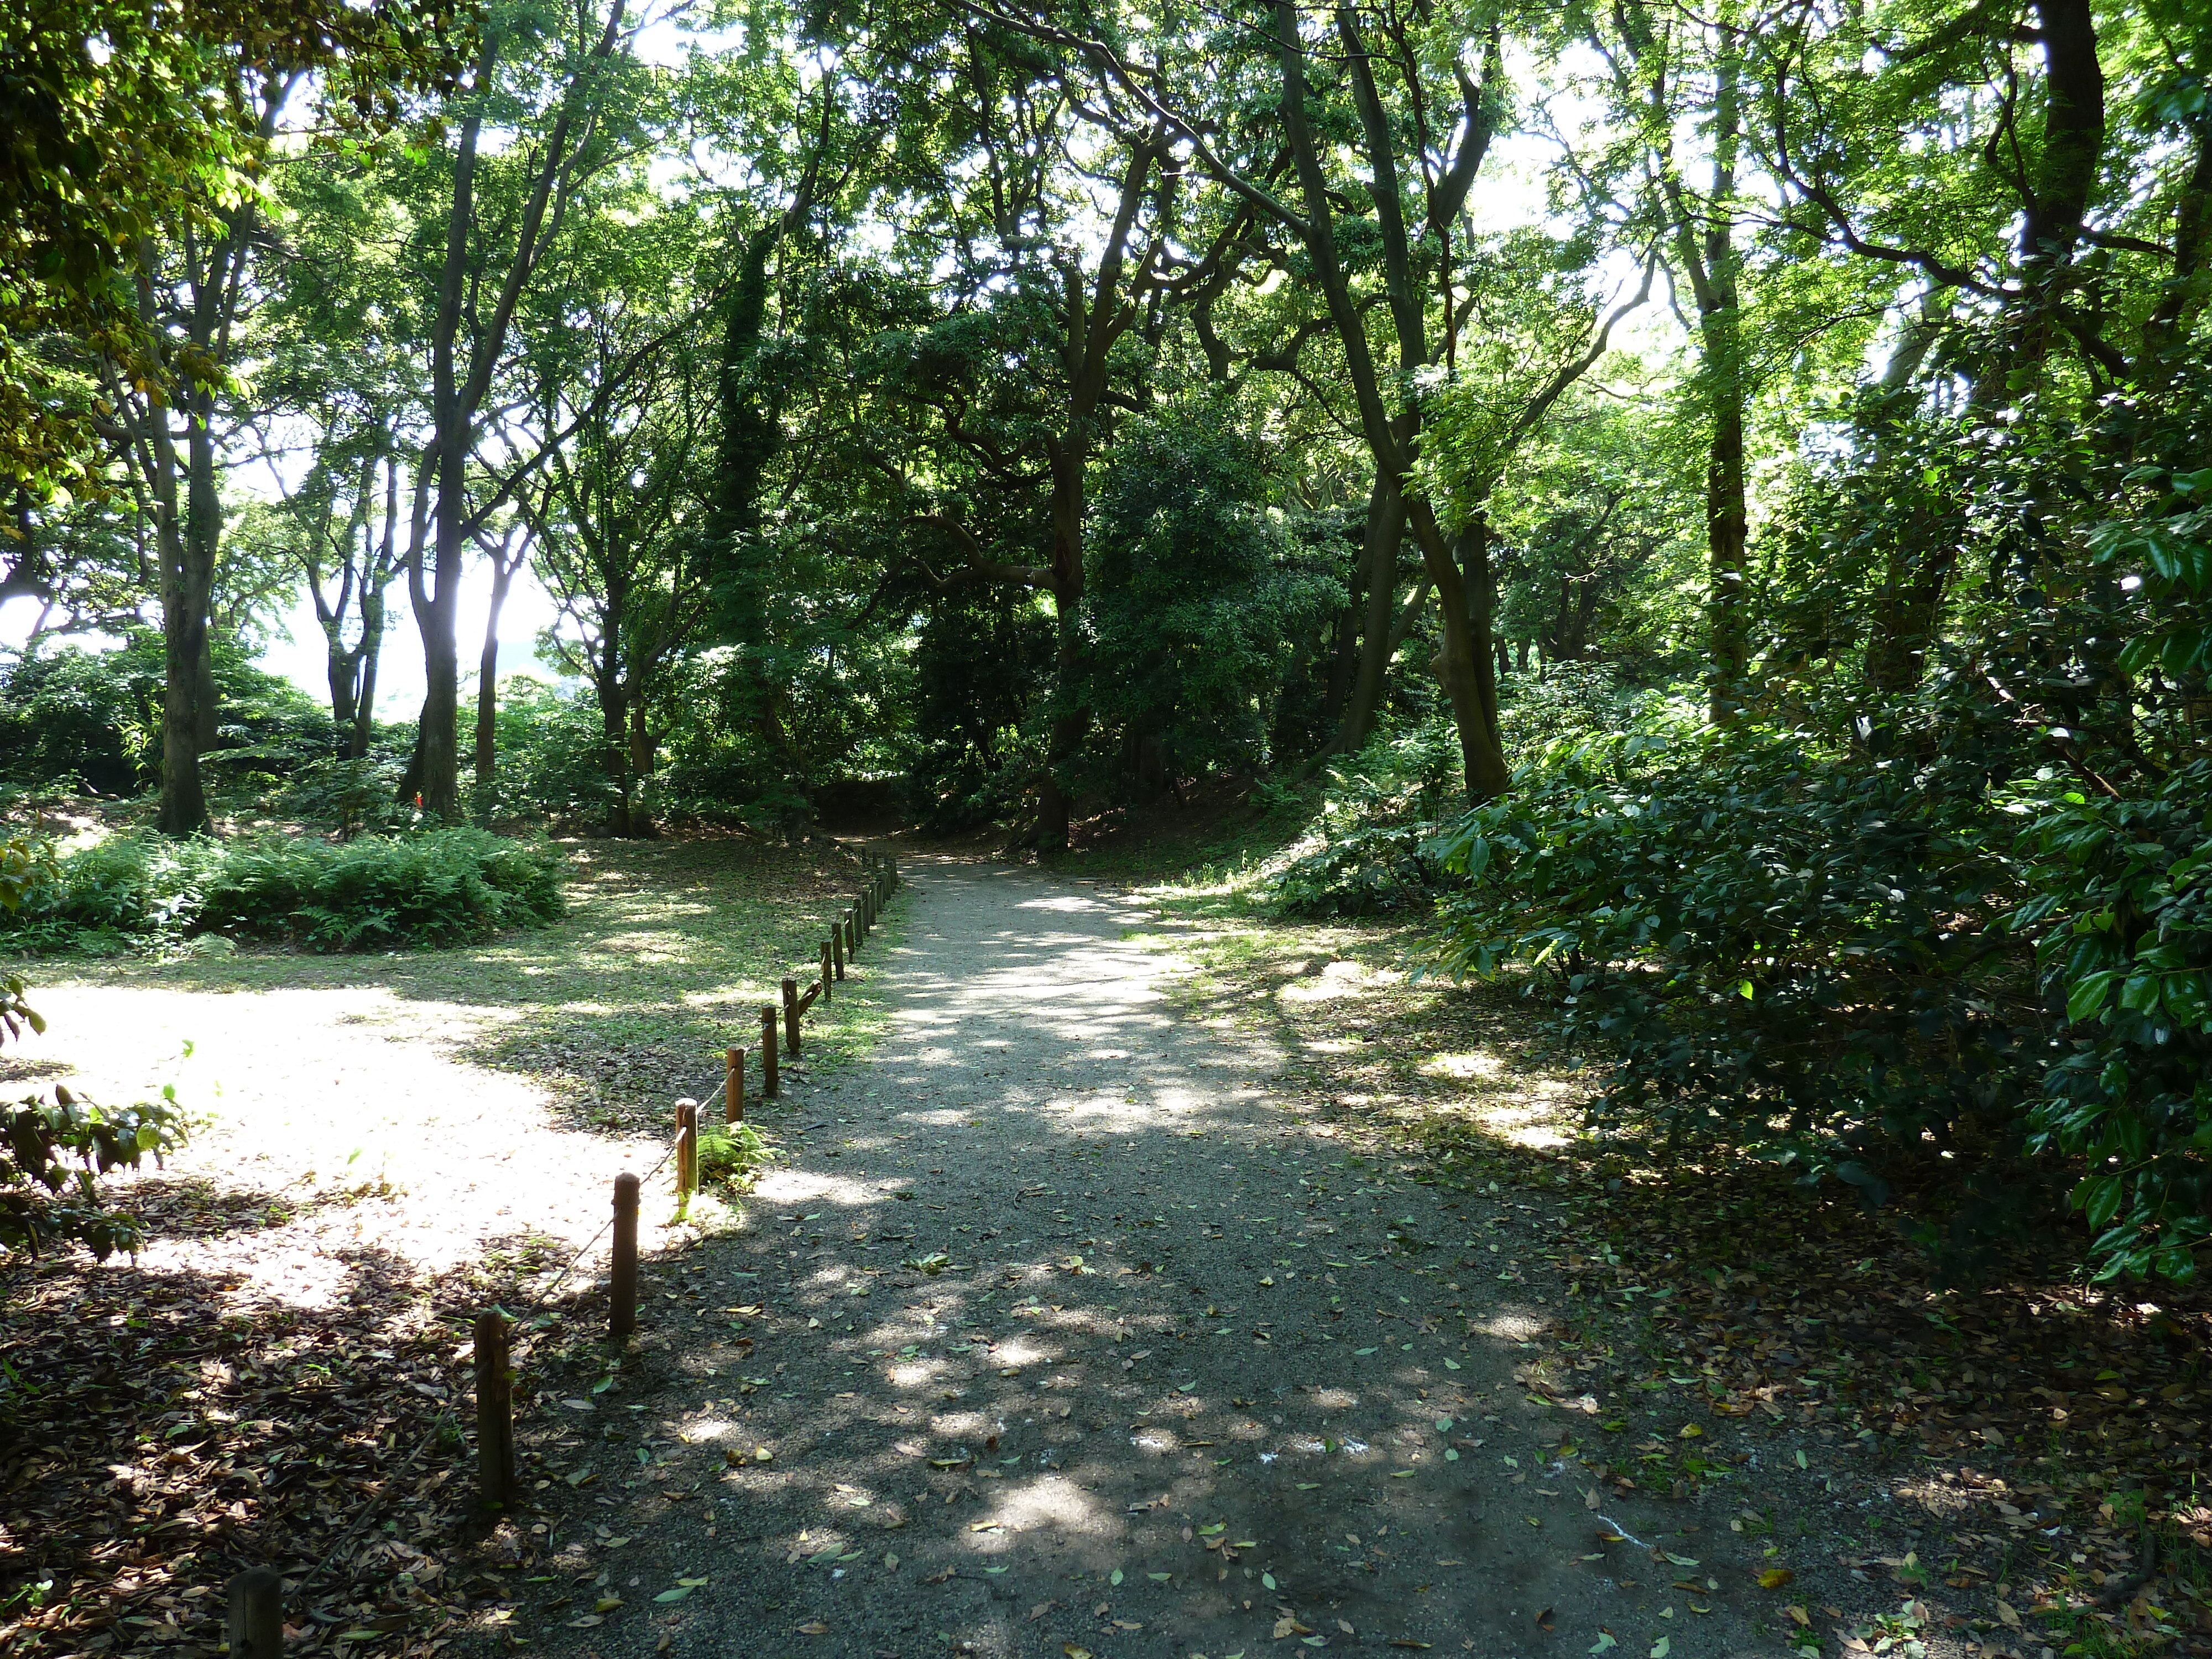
[532,854,1791,1659]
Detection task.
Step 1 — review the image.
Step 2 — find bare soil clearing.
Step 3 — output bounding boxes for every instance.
[0,836,885,1659]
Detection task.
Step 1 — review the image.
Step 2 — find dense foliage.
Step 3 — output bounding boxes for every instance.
[3,0,2208,1279]
[1,1084,187,1260]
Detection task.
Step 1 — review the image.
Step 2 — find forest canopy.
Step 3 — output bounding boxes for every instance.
[2,0,2209,1279]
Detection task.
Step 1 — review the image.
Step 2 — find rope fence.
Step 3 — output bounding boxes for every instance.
[228,848,905,1644]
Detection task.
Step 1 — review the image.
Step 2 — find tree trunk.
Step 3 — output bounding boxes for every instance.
[414,78,483,825]
[154,375,221,836]
[134,82,285,836]
[326,640,359,745]
[474,548,517,797]
[1322,577,1361,732]
[1035,442,1086,851]
[1863,309,1949,697]
[1411,502,1511,799]
[601,654,632,838]
[1699,44,1749,724]
[1458,517,1508,781]
[154,489,211,834]
[1271,0,1510,802]
[1327,471,1410,763]
[409,8,615,820]
[1705,383,1749,719]
[353,585,383,758]
[628,701,655,832]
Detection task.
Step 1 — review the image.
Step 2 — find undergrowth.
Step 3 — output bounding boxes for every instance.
[0,826,566,954]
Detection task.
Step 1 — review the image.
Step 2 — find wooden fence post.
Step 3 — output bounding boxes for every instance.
[724,1047,744,1123]
[760,1005,779,1097]
[781,977,801,1056]
[675,1099,697,1199]
[844,911,857,958]
[610,1173,639,1339]
[832,924,844,980]
[225,1569,282,1659]
[473,1311,515,1511]
[820,940,834,1002]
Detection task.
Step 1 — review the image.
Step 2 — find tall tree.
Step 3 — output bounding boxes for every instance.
[102,74,298,833]
[525,247,716,836]
[400,0,637,820]
[976,0,1646,800]
[1603,0,1751,721]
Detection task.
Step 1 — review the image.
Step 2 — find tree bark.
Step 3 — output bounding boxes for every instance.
[149,388,212,835]
[1622,0,1750,723]
[1025,144,1156,849]
[354,581,384,757]
[1327,469,1410,764]
[601,656,632,839]
[473,545,518,798]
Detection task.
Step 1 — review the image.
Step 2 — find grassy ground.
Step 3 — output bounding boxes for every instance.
[1051,810,2212,1658]
[0,832,904,1659]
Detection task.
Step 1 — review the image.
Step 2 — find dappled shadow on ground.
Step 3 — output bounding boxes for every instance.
[0,1186,589,1659]
[1119,891,2212,1653]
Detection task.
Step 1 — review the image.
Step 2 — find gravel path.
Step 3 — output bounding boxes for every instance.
[534,856,1777,1659]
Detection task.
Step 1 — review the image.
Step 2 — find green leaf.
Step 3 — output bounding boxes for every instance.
[2079,1173,2126,1232]
[2119,972,2164,1013]
[2067,970,2119,1024]
[2162,970,2211,1028]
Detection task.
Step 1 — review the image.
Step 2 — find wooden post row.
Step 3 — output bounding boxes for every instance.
[725,1047,744,1123]
[473,1311,515,1511]
[611,1172,639,1338]
[760,1005,779,1097]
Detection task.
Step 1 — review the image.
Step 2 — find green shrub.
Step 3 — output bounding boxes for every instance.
[0,828,566,954]
[3,1083,188,1259]
[2013,759,2212,1280]
[277,753,420,838]
[1430,718,2048,1271]
[474,680,619,824]
[1267,722,1464,916]
[0,634,342,800]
